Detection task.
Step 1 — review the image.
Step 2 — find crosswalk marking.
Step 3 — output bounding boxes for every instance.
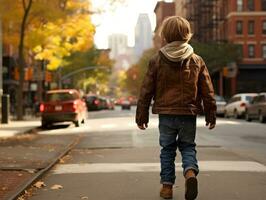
[52,161,266,174]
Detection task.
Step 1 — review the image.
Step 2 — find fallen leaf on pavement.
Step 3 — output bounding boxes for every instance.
[50,184,63,190]
[34,181,46,188]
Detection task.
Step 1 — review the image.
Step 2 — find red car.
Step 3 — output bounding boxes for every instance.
[40,89,87,128]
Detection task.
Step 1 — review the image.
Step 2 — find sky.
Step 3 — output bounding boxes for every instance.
[91,0,159,49]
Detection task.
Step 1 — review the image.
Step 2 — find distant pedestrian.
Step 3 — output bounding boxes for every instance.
[135,16,216,200]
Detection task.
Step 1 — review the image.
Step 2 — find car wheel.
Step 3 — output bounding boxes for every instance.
[74,120,80,127]
[41,121,49,129]
[259,111,266,123]
[224,110,229,118]
[233,110,239,119]
[245,112,251,122]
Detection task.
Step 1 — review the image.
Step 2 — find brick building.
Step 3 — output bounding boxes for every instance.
[176,0,266,97]
[153,1,176,50]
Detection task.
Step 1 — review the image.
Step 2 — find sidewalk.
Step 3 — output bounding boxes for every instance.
[0,119,79,200]
[0,119,41,138]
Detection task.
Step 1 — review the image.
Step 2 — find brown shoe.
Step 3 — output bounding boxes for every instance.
[160,184,173,199]
[185,170,198,200]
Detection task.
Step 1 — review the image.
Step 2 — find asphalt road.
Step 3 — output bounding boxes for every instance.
[28,106,266,200]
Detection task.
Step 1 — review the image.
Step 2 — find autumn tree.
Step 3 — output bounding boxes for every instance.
[125,48,156,96]
[62,47,114,95]
[0,0,95,120]
[192,42,240,73]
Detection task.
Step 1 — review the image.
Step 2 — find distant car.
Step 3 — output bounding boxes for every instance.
[40,89,87,128]
[245,93,266,123]
[85,95,101,111]
[224,93,257,119]
[121,100,131,110]
[99,97,108,110]
[106,98,115,110]
[215,95,226,116]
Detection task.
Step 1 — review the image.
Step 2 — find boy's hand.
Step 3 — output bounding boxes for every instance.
[206,122,215,130]
[138,123,148,130]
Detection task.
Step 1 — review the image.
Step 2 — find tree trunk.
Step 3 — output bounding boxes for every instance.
[17,0,33,120]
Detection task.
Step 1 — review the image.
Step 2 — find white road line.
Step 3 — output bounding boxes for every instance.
[52,161,266,174]
[101,124,117,129]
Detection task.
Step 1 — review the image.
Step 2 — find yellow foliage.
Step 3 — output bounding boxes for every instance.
[31,12,95,70]
[1,0,95,71]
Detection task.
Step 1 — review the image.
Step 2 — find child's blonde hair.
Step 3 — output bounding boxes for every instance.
[160,16,193,43]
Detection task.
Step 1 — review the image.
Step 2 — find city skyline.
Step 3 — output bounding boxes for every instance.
[91,0,158,49]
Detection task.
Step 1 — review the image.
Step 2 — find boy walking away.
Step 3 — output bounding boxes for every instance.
[135,16,216,200]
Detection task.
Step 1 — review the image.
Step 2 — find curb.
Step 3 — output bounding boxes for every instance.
[7,136,80,200]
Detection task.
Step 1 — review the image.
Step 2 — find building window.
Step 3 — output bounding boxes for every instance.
[262,0,266,10]
[263,21,266,34]
[247,0,255,11]
[237,44,243,58]
[248,21,255,35]
[248,44,255,58]
[262,45,266,59]
[236,21,243,34]
[237,0,243,11]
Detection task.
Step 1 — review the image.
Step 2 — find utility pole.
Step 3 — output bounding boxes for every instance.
[0,19,2,94]
[0,19,3,122]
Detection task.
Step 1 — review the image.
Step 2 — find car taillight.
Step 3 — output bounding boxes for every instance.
[94,100,100,105]
[72,101,78,111]
[240,102,246,107]
[40,104,45,112]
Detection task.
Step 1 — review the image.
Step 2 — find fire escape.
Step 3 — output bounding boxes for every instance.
[185,0,226,43]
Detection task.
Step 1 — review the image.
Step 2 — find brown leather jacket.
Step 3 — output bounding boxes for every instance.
[135,52,217,125]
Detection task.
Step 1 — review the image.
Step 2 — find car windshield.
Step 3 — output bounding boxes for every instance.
[86,96,97,103]
[46,92,78,102]
[215,95,225,102]
[245,96,255,103]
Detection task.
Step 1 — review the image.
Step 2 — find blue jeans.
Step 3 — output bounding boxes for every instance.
[159,114,199,185]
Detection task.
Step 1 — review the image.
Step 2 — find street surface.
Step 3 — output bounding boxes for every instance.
[27,106,266,200]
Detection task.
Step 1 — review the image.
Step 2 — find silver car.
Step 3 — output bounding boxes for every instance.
[245,93,266,123]
[224,93,257,119]
[215,95,226,116]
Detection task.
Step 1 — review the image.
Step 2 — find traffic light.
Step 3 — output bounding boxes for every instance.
[14,67,19,80]
[24,67,33,81]
[45,71,52,82]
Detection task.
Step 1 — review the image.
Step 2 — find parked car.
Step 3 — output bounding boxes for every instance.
[85,95,101,111]
[106,98,115,110]
[245,93,266,123]
[40,89,87,128]
[224,93,257,119]
[215,95,226,116]
[99,97,108,110]
[121,100,131,110]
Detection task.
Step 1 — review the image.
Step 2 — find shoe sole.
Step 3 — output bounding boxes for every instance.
[160,193,173,199]
[185,177,198,200]
[160,195,172,199]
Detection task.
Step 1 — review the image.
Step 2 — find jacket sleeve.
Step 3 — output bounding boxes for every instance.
[135,58,157,125]
[198,59,217,124]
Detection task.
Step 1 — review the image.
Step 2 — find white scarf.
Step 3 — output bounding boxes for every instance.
[160,41,194,62]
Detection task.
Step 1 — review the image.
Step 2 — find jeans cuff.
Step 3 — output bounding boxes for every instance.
[183,167,199,177]
[160,181,174,185]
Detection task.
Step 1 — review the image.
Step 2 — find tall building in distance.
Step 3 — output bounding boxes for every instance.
[108,34,128,59]
[134,13,153,58]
